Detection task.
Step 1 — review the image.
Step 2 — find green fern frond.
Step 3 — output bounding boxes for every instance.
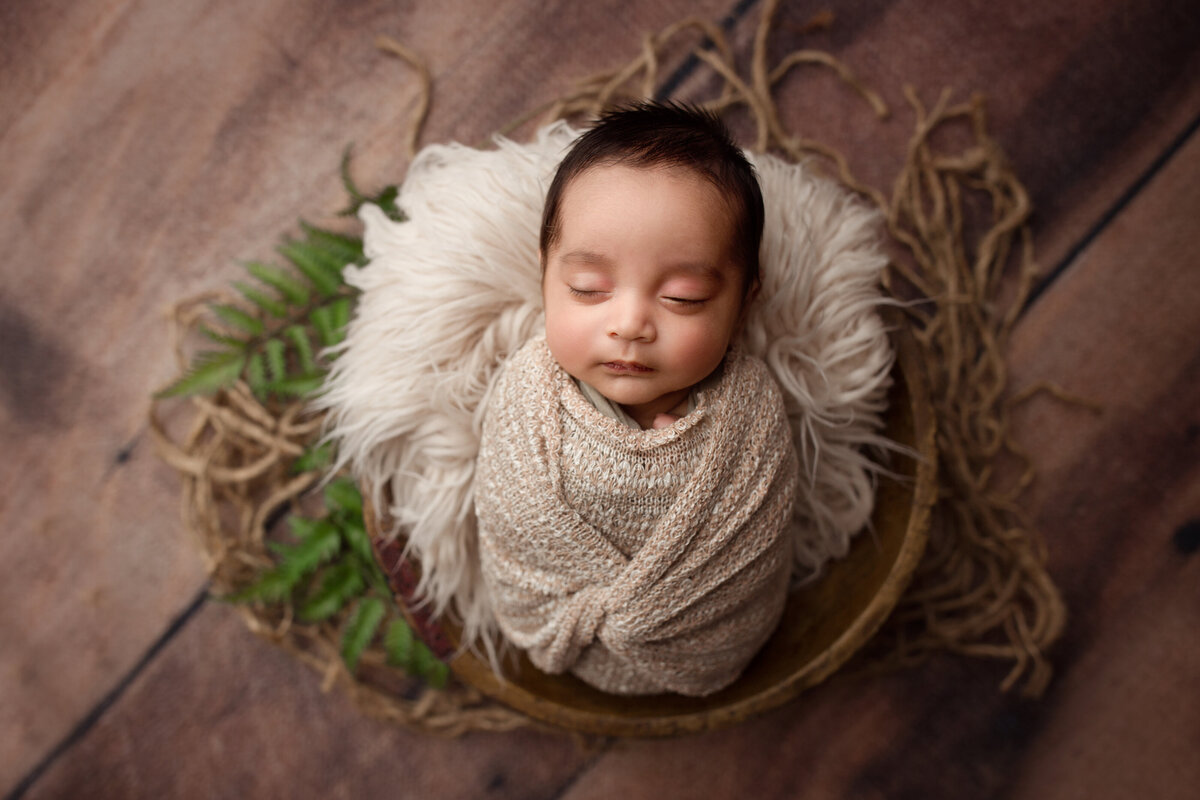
[384,619,415,670]
[245,261,310,306]
[266,374,326,398]
[161,151,396,403]
[292,442,334,474]
[337,144,405,221]
[374,186,402,221]
[234,281,287,318]
[284,325,317,374]
[245,352,268,396]
[324,477,363,516]
[273,521,341,580]
[210,303,264,336]
[354,552,393,599]
[309,306,338,347]
[226,567,301,604]
[383,620,448,687]
[338,145,368,209]
[299,221,365,267]
[279,240,342,298]
[341,596,386,673]
[286,515,323,541]
[298,561,365,622]
[339,516,374,569]
[414,641,450,688]
[263,337,287,381]
[197,325,246,348]
[329,297,352,341]
[155,349,246,399]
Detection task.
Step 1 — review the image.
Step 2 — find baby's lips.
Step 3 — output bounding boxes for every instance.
[602,360,653,373]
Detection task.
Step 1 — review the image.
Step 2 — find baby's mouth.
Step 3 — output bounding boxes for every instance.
[602,360,653,374]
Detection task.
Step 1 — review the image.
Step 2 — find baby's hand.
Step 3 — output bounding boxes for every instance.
[652,413,680,429]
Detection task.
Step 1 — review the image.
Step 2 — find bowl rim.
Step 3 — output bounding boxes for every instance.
[367,321,936,737]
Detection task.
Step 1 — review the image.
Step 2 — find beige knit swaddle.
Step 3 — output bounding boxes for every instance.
[475,337,799,696]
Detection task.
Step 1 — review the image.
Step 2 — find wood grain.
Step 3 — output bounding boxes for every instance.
[3,0,1198,796]
[0,0,736,792]
[21,603,592,800]
[741,0,1200,285]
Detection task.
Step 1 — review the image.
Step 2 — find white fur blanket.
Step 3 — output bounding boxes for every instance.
[319,122,892,655]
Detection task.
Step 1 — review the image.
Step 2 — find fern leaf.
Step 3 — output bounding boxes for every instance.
[210,303,264,335]
[324,477,363,516]
[198,325,246,348]
[226,564,302,604]
[245,261,309,306]
[287,515,323,541]
[263,338,287,381]
[280,240,341,297]
[284,325,317,374]
[413,640,449,688]
[299,221,364,267]
[375,186,404,221]
[384,619,415,671]
[329,297,352,344]
[266,540,292,558]
[275,522,341,581]
[234,281,287,318]
[310,306,337,347]
[338,145,406,220]
[353,551,392,598]
[266,374,325,398]
[298,561,365,622]
[245,352,268,397]
[341,596,385,673]
[338,144,368,206]
[292,442,334,474]
[339,515,375,568]
[155,349,246,398]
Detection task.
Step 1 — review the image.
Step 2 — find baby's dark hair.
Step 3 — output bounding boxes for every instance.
[540,102,764,295]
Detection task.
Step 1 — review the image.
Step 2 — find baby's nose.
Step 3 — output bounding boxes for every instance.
[608,296,655,342]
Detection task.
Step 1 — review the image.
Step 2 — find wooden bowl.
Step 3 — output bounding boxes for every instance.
[366,322,936,737]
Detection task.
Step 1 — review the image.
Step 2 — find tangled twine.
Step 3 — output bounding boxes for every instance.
[150,297,532,735]
[152,0,1075,735]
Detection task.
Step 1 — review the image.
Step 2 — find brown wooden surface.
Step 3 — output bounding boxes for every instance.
[1,0,1197,797]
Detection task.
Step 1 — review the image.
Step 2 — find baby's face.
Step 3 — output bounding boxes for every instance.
[543,164,744,425]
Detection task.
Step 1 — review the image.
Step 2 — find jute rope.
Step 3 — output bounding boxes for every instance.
[150,297,532,735]
[151,0,1078,734]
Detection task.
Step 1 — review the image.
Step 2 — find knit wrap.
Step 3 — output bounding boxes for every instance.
[475,337,799,696]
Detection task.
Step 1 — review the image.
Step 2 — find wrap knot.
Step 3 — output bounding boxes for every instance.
[563,584,615,653]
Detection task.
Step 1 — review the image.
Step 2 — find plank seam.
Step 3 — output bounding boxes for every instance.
[1025,110,1200,314]
[546,741,617,800]
[654,0,762,100]
[4,585,210,800]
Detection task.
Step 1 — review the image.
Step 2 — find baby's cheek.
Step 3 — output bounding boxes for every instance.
[674,320,732,374]
[545,308,589,376]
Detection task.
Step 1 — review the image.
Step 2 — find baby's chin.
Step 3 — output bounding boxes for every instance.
[590,379,688,411]
[558,361,689,402]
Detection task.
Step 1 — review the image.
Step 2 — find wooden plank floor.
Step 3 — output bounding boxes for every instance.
[2,1,1197,797]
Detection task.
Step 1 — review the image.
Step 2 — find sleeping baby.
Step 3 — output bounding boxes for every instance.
[474,103,799,696]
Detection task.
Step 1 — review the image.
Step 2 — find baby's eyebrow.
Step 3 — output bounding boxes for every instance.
[664,262,727,283]
[559,250,612,266]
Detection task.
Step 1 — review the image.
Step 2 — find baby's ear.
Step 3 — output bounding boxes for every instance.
[744,276,761,304]
[735,278,761,332]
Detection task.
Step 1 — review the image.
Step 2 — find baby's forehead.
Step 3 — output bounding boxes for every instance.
[564,160,713,190]
[559,162,738,225]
